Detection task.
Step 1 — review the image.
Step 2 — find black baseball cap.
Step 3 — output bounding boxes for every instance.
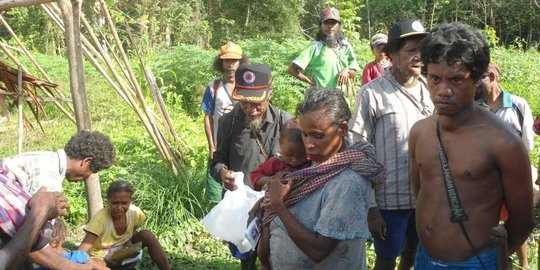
[232,64,272,103]
[387,19,427,45]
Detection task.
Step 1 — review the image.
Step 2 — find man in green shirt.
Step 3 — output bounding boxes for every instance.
[288,7,360,90]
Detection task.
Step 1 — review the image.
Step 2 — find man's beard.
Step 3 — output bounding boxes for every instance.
[249,118,263,133]
[316,30,344,47]
[325,34,338,47]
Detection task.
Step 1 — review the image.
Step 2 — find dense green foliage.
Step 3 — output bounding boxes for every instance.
[0,37,539,268]
[1,0,539,54]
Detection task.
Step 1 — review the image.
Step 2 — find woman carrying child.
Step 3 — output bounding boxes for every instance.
[257,87,387,269]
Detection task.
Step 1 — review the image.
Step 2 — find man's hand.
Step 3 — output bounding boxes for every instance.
[219,168,237,191]
[368,207,386,241]
[337,68,349,86]
[28,187,69,219]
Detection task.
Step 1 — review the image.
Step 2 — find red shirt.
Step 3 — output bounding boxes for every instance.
[250,156,311,191]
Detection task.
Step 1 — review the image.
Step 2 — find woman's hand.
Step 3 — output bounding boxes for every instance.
[247,197,264,226]
[368,207,387,241]
[267,173,292,208]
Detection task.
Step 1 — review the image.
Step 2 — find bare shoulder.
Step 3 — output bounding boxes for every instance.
[473,109,525,155]
[410,115,437,137]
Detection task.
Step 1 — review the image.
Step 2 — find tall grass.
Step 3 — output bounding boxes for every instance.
[0,40,538,269]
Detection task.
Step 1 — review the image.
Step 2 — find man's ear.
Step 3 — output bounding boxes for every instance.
[82,157,93,166]
[488,72,497,83]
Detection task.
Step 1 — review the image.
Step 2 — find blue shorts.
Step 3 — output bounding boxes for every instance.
[373,209,418,259]
[415,244,497,269]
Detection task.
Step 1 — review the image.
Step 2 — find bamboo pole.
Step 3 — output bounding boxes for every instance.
[45,1,181,174]
[0,42,76,123]
[97,0,180,174]
[0,15,72,106]
[122,20,180,145]
[51,2,180,174]
[42,4,133,109]
[17,66,23,154]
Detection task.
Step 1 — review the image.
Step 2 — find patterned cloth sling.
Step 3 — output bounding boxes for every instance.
[262,140,387,225]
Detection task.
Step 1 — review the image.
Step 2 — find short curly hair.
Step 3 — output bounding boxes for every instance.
[420,22,490,81]
[64,130,115,172]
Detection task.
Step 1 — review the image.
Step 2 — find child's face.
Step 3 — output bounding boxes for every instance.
[280,139,308,168]
[372,44,386,61]
[108,191,132,220]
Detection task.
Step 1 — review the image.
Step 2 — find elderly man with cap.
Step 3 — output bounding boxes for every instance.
[349,19,434,270]
[477,62,535,269]
[200,42,249,203]
[288,7,360,90]
[361,33,390,85]
[210,63,292,270]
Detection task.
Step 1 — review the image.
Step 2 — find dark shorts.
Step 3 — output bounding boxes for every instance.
[415,244,497,270]
[373,209,418,259]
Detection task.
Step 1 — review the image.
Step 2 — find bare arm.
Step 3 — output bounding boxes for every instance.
[77,232,99,252]
[255,176,271,191]
[0,205,49,269]
[498,138,535,253]
[288,63,315,86]
[203,113,215,159]
[0,188,68,269]
[268,179,339,262]
[30,246,98,270]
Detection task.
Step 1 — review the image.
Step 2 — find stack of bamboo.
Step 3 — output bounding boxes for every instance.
[42,0,186,175]
[0,15,76,125]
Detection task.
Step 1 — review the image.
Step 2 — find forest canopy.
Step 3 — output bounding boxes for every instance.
[0,0,538,54]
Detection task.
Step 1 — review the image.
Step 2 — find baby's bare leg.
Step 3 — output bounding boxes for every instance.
[257,225,271,270]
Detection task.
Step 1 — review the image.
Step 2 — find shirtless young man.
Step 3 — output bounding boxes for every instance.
[409,22,535,269]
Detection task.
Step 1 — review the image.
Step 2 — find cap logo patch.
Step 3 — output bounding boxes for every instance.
[243,71,256,85]
[412,21,425,32]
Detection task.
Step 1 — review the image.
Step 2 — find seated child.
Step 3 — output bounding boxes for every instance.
[249,118,310,270]
[34,219,106,270]
[77,180,171,270]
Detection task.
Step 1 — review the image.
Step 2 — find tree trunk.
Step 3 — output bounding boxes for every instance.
[58,0,103,218]
[165,25,171,48]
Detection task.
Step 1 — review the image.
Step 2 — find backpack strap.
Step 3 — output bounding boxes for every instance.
[212,79,221,101]
[512,102,524,136]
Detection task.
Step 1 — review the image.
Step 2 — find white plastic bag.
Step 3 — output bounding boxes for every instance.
[202,172,264,252]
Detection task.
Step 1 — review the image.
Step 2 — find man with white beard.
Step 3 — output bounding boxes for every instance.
[288,7,360,90]
[210,63,292,270]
